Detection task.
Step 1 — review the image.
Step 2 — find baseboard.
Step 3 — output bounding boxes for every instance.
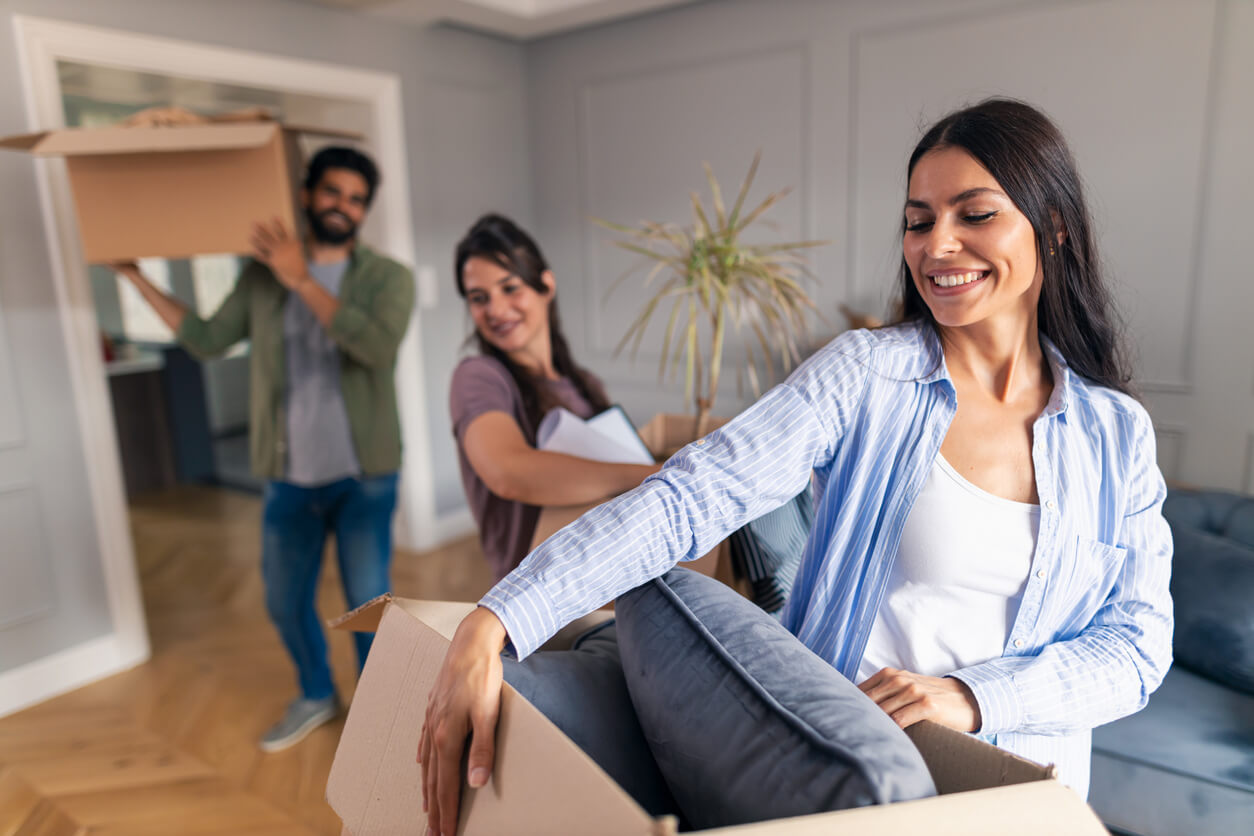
[0,632,149,718]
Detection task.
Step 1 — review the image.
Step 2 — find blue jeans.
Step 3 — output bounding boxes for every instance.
[261,472,398,700]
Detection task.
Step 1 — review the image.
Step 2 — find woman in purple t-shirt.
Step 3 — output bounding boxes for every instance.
[449,214,660,580]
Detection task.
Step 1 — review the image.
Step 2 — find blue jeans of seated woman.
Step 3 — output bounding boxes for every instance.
[261,472,398,700]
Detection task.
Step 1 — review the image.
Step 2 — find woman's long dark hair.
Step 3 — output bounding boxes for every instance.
[455,214,609,434]
[897,98,1134,396]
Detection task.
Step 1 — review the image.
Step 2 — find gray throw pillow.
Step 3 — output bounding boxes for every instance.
[500,622,681,819]
[1169,525,1254,695]
[614,568,937,830]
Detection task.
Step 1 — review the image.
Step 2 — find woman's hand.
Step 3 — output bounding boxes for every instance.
[418,607,508,836]
[858,667,981,733]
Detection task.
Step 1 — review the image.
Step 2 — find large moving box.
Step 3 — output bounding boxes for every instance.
[0,116,357,262]
[327,597,1108,835]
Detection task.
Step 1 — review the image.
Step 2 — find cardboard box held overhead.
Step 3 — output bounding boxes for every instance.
[327,597,1111,836]
[0,116,359,262]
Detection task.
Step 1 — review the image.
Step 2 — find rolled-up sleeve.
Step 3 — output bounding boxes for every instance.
[481,335,872,659]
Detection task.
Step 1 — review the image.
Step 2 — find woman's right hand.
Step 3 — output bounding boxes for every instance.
[418,606,508,836]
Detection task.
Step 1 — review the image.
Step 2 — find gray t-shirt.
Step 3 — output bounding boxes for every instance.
[449,355,602,580]
[282,259,361,486]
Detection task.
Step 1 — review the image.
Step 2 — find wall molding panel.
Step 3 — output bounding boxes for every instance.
[0,303,26,450]
[1152,426,1186,486]
[0,482,55,631]
[575,44,808,364]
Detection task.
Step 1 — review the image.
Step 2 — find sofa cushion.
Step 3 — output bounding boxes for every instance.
[1163,490,1254,550]
[1224,500,1254,551]
[614,568,936,830]
[500,622,680,818]
[1091,666,1254,835]
[1169,524,1254,695]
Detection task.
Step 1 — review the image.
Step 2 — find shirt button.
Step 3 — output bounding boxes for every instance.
[695,438,706,446]
[1045,499,1056,510]
[1014,638,1025,649]
[1036,570,1045,580]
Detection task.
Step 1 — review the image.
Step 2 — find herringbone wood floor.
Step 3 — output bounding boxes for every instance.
[0,485,495,835]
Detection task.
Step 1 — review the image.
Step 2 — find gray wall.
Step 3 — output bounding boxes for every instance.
[0,0,527,672]
[525,0,1254,492]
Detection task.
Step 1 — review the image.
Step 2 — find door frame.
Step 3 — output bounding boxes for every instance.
[2,14,437,714]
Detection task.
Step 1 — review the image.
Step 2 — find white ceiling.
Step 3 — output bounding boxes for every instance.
[291,0,701,40]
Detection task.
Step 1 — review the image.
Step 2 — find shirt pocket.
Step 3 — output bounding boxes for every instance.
[1050,535,1128,635]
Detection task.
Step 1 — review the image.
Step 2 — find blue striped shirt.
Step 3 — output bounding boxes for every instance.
[481,319,1173,798]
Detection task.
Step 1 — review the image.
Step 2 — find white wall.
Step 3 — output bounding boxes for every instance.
[525,0,1254,492]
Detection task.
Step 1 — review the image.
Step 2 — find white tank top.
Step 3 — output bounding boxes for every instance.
[856,454,1039,683]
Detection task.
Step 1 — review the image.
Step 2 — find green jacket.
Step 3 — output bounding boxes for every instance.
[177,243,415,479]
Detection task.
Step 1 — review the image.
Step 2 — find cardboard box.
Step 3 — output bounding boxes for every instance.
[530,499,733,588]
[327,597,1110,835]
[529,408,738,589]
[637,412,730,462]
[0,116,357,262]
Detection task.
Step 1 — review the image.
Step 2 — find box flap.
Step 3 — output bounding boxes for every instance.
[13,122,282,157]
[330,597,479,638]
[694,780,1107,834]
[329,593,394,634]
[0,131,50,152]
[327,604,656,836]
[905,721,1054,793]
[280,122,364,140]
[388,598,476,641]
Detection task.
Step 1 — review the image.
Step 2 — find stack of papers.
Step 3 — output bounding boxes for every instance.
[536,405,654,465]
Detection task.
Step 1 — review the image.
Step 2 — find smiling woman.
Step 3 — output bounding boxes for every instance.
[448,214,661,580]
[420,100,1174,836]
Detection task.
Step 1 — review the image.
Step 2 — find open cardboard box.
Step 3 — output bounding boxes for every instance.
[0,113,359,262]
[327,596,1109,835]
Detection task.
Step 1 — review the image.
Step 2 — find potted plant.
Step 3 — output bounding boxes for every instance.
[597,152,826,454]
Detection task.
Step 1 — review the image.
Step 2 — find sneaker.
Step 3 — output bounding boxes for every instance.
[259,694,339,753]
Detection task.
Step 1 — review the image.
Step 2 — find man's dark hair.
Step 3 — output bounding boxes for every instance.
[304,146,380,206]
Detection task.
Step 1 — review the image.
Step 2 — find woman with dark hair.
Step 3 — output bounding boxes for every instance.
[450,213,660,580]
[421,100,1172,834]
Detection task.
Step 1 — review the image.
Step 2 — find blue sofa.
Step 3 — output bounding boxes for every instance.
[1089,489,1254,835]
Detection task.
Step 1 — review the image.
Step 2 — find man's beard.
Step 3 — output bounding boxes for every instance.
[306,206,358,245]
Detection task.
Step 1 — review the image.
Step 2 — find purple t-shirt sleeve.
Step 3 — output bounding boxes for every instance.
[450,356,520,440]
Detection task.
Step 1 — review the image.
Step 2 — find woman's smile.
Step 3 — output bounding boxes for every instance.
[903,146,1043,331]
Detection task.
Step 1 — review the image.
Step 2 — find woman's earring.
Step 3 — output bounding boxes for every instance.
[1049,246,1056,256]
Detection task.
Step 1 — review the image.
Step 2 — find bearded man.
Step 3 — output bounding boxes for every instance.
[113,146,414,752]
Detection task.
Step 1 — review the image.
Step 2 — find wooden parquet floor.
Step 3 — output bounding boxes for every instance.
[0,485,495,835]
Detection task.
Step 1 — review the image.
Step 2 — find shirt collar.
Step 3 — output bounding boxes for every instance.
[914,321,1073,417]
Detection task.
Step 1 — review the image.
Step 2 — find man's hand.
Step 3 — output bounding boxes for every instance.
[250,218,309,290]
[858,667,981,733]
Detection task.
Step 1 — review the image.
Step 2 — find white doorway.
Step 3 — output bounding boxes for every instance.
[6,15,437,711]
